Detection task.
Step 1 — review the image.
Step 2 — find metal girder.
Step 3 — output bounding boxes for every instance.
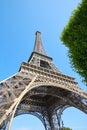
[0,32,87,130]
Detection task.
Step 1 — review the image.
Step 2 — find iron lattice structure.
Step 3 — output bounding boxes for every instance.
[0,31,87,130]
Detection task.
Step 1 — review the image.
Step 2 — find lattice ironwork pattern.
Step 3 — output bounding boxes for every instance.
[0,31,87,130]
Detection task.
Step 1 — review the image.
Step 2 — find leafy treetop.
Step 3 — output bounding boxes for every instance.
[61,0,87,85]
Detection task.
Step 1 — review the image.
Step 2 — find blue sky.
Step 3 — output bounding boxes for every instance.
[0,0,87,130]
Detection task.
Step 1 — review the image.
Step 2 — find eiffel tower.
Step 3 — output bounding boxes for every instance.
[0,31,87,130]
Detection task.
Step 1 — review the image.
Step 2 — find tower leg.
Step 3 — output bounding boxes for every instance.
[0,125,6,130]
[45,110,59,130]
[0,120,8,130]
[45,108,63,130]
[41,108,52,130]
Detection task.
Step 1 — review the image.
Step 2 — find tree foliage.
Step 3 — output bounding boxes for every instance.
[61,0,87,85]
[60,127,72,130]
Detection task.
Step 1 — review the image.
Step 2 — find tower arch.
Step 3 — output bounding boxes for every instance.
[0,31,87,130]
[12,113,45,130]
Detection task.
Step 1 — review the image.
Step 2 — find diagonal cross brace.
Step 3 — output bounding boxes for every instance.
[0,76,37,130]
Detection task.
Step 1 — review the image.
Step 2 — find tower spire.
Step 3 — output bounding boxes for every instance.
[33,31,47,56]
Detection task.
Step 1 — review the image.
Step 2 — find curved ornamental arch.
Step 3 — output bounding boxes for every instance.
[0,31,87,130]
[8,75,87,130]
[13,112,46,129]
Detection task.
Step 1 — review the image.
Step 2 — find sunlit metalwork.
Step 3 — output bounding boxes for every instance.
[0,31,87,130]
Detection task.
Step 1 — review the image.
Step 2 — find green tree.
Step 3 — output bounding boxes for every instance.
[60,127,72,130]
[61,0,87,85]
